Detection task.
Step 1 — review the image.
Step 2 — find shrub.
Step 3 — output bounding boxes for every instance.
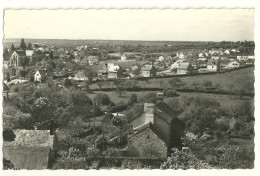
[166,90,178,97]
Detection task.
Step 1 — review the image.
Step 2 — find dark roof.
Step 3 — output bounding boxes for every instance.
[207,59,219,65]
[3,146,50,170]
[16,50,26,56]
[155,102,184,125]
[128,122,169,146]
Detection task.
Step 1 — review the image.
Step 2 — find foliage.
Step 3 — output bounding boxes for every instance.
[160,148,211,169]
[169,77,184,88]
[178,97,222,135]
[95,93,111,106]
[166,89,178,97]
[139,92,157,104]
[18,69,28,78]
[128,93,138,105]
[20,38,27,50]
[63,78,73,88]
[125,103,144,123]
[203,80,213,88]
[3,106,34,130]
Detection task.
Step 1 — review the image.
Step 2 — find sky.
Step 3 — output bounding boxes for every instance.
[4,9,255,41]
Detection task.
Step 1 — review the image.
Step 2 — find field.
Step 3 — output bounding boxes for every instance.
[87,90,253,109]
[138,67,255,90]
[90,67,254,91]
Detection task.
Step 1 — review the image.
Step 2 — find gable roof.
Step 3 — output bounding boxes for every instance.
[108,64,121,72]
[141,64,154,71]
[14,50,26,56]
[3,146,50,170]
[207,59,219,65]
[36,70,48,76]
[176,62,191,70]
[4,130,54,148]
[155,102,184,125]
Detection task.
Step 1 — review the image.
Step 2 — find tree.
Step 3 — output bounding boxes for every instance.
[3,106,34,130]
[115,87,124,97]
[6,72,11,82]
[27,43,32,49]
[160,148,211,169]
[3,48,10,60]
[97,82,104,90]
[63,78,73,88]
[33,97,53,123]
[95,93,110,106]
[84,66,94,83]
[203,80,213,89]
[11,44,15,52]
[20,38,26,50]
[56,61,65,70]
[18,69,28,78]
[227,84,235,99]
[19,56,30,68]
[113,79,120,88]
[128,93,138,105]
[191,82,200,89]
[169,78,183,89]
[166,90,178,97]
[159,80,164,88]
[235,88,246,100]
[139,92,157,104]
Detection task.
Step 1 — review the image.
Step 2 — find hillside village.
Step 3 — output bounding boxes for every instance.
[2,39,255,169]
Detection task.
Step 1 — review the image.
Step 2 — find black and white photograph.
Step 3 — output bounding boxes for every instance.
[1,8,256,171]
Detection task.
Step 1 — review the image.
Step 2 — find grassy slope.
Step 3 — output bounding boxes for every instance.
[142,67,255,90]
[90,67,254,91]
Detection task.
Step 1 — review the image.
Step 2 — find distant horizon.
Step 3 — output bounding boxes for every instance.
[3,37,254,43]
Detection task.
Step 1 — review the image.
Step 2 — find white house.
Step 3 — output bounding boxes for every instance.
[198,53,204,58]
[25,50,34,61]
[207,59,220,72]
[70,71,88,81]
[107,64,123,79]
[158,56,164,61]
[227,61,240,69]
[176,62,193,75]
[231,49,237,53]
[224,50,230,55]
[178,52,185,59]
[212,56,220,60]
[34,70,48,82]
[121,53,127,61]
[3,61,9,69]
[170,60,183,70]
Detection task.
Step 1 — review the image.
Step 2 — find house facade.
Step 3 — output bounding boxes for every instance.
[34,70,48,82]
[130,102,185,156]
[207,59,220,72]
[227,61,240,69]
[140,64,157,77]
[107,64,123,79]
[9,50,26,68]
[176,62,193,75]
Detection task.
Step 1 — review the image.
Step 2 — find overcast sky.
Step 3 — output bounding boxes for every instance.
[4,9,255,41]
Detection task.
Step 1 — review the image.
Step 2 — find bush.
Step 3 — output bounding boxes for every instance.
[13,87,19,93]
[166,90,178,97]
[163,88,169,96]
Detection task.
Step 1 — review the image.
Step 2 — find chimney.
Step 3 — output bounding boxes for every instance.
[144,103,154,124]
